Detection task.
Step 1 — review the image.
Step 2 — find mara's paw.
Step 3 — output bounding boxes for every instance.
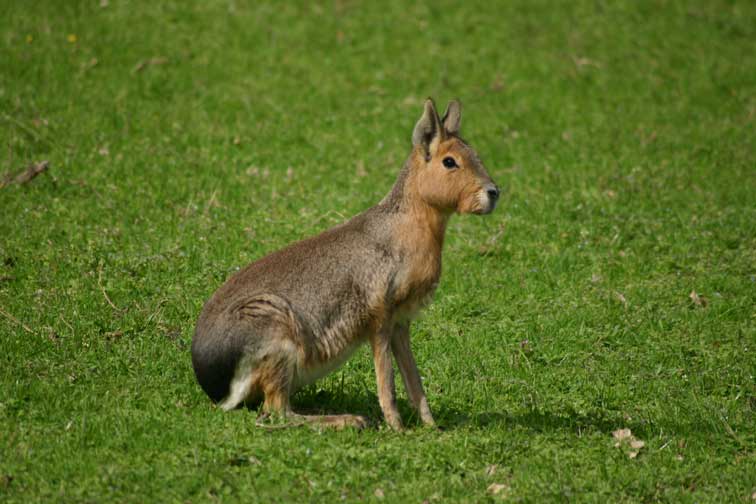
[322,414,369,431]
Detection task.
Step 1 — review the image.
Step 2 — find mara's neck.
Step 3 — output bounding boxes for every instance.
[380,149,451,255]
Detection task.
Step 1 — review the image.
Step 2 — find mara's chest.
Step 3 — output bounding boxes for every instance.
[390,252,442,323]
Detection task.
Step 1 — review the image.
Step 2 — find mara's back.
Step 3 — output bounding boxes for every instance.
[196,206,397,330]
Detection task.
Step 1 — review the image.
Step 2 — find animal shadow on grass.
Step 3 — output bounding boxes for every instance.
[241,389,620,433]
[437,406,621,435]
[439,407,728,438]
[244,389,627,434]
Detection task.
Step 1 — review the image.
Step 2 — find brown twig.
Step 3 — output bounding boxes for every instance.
[14,161,49,184]
[98,261,123,312]
[0,305,34,333]
[131,57,168,74]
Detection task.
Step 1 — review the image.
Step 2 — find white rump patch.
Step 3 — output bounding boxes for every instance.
[218,339,299,411]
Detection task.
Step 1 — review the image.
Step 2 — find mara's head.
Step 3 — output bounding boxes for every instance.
[410,99,499,215]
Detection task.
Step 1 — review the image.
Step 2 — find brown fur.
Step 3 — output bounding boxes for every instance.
[191,99,499,429]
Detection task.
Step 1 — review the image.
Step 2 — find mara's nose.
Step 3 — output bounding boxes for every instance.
[486,185,500,201]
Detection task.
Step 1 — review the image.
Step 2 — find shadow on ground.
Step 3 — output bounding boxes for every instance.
[251,388,627,434]
[437,407,621,434]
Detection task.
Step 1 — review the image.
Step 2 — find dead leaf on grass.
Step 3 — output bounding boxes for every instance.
[689,290,708,308]
[487,482,511,497]
[627,439,645,458]
[612,428,632,443]
[355,159,367,178]
[614,291,628,308]
[485,464,498,477]
[374,488,385,499]
[612,428,645,459]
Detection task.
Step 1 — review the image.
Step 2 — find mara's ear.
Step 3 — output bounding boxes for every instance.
[412,98,443,160]
[441,100,461,136]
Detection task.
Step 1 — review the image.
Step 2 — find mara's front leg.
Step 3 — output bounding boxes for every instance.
[369,331,403,430]
[390,324,436,427]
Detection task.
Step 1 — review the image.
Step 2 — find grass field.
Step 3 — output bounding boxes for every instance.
[2,0,755,502]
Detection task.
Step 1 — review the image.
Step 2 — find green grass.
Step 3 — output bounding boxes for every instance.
[2,0,755,501]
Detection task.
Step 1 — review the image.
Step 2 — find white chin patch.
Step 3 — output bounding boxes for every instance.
[477,191,496,214]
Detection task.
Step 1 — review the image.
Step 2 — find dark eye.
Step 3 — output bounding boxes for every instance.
[442,157,458,169]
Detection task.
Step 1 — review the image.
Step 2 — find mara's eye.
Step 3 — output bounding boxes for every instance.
[442,157,458,169]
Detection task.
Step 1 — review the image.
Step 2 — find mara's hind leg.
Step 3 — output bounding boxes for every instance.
[232,294,367,430]
[255,375,368,430]
[254,360,368,430]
